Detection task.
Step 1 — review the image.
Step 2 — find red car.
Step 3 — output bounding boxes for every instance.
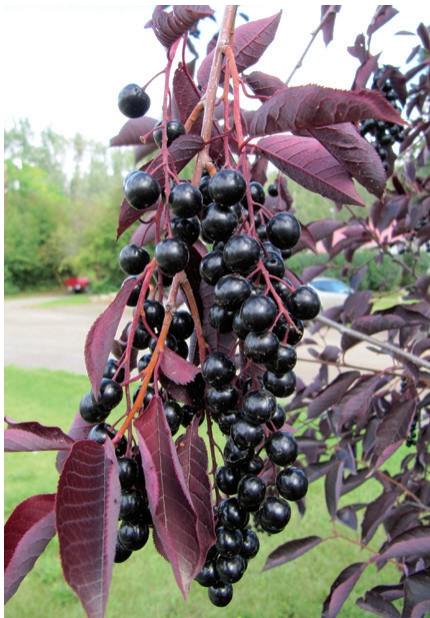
[64,276,90,293]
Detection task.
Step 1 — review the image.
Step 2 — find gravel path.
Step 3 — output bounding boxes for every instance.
[4,294,389,382]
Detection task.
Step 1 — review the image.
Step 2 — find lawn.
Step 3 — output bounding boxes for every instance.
[4,366,403,618]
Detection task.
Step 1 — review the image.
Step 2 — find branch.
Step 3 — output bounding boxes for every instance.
[192,5,238,185]
[315,314,430,371]
[285,6,339,86]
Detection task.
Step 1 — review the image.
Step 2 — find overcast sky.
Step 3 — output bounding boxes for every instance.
[3,4,428,146]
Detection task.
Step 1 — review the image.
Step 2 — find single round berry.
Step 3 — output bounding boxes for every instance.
[181,404,199,428]
[244,330,279,365]
[87,423,127,457]
[214,274,251,311]
[163,400,183,435]
[195,559,218,587]
[206,385,239,414]
[215,466,239,495]
[90,378,123,411]
[114,537,133,563]
[276,467,309,501]
[240,529,260,559]
[169,310,194,340]
[201,203,238,242]
[232,311,251,341]
[230,419,264,450]
[270,404,286,430]
[263,369,296,398]
[129,322,151,350]
[201,352,236,388]
[119,244,150,275]
[267,183,278,197]
[79,392,110,424]
[119,489,148,522]
[148,332,178,354]
[123,170,160,210]
[273,314,304,346]
[237,474,266,512]
[222,234,261,276]
[199,250,229,286]
[155,238,189,276]
[208,582,233,607]
[208,169,247,206]
[171,216,200,246]
[218,497,249,530]
[258,496,291,533]
[266,212,301,250]
[242,389,277,424]
[240,455,264,477]
[265,431,298,466]
[153,119,186,148]
[143,299,165,334]
[118,520,149,551]
[287,285,321,320]
[240,295,278,333]
[242,181,266,207]
[125,279,142,307]
[216,526,243,557]
[169,182,202,218]
[103,359,125,383]
[208,304,235,333]
[265,344,297,375]
[263,252,286,278]
[117,457,139,490]
[218,409,243,436]
[216,554,246,584]
[118,84,150,118]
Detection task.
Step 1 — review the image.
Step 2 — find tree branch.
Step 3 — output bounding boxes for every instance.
[315,314,430,371]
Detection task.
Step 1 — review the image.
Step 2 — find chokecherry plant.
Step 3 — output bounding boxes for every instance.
[5,6,430,618]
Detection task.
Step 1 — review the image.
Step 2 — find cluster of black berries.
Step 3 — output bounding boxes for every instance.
[359,67,405,169]
[406,412,419,448]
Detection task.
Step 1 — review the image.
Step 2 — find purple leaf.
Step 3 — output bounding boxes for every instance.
[110,116,158,147]
[294,219,344,255]
[402,568,430,618]
[302,263,329,283]
[159,347,202,385]
[336,503,366,531]
[262,535,323,571]
[370,400,416,470]
[56,440,120,618]
[341,290,373,323]
[307,371,360,419]
[250,85,405,136]
[367,6,399,37]
[134,396,201,600]
[340,312,420,352]
[152,5,214,49]
[337,374,384,430]
[325,460,344,520]
[176,417,216,559]
[4,493,56,603]
[361,490,402,545]
[4,417,74,452]
[356,590,401,618]
[197,12,282,88]
[85,277,136,397]
[376,526,430,561]
[322,562,368,618]
[256,135,365,206]
[244,71,285,99]
[310,123,387,198]
[321,6,341,46]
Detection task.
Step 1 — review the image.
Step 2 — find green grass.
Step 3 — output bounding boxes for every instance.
[5,366,403,618]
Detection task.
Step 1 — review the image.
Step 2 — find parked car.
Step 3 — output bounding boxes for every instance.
[308,277,353,311]
[64,276,90,293]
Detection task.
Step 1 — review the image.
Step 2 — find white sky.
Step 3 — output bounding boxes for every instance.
[3,4,429,146]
